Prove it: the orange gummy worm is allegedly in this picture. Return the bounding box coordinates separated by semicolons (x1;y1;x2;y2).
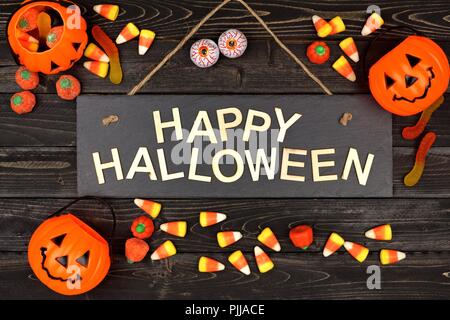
402;96;444;140
91;25;123;85
404;132;436;187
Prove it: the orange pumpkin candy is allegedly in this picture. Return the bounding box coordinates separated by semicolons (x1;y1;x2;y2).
7;1;88;75
28;214;110;296
369;35;449;116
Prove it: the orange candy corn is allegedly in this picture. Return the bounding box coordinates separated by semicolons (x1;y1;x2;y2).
217;231;242;248
365;224;392;241
134;199;162;219
93;4;120;21
139;29;156;55
380;249;406;265
199;211;227;227
254;246;274;273
18;31;39;52
329;16;346;35
404;132;436;187
116;23;140;45
339;37;359;63
361;12;384;36
312;15;332;38
344;241;369;263
84;43;110;63
83;61;109;78
198;256;225;272
323;232;345;257
257;227;281;252
333;56;356;82
160;221;187;238
228;250;250;275
151;240;177;260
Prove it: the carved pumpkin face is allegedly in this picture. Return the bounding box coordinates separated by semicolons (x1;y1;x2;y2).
28;214;110;295
7;1;88;74
369;36;449;116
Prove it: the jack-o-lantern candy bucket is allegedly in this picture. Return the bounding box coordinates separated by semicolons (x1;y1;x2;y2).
7;0;88;74
369;34;449;116
28;198;114;296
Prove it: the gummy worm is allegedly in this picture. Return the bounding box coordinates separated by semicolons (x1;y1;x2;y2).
404;132;436;187
92;25;123;85
402;96;444;140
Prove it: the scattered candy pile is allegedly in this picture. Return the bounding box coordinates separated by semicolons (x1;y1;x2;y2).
308;12;385;83
323;224;406;265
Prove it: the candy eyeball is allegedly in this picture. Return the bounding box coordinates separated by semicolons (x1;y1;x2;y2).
218;29;247;59
190;39;220;68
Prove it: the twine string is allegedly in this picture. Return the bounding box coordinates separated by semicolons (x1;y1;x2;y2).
128;0;332;96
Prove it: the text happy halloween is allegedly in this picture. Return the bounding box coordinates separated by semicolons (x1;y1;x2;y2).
91;107;375;186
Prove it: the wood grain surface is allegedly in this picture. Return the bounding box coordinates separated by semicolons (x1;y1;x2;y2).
0;0;449;300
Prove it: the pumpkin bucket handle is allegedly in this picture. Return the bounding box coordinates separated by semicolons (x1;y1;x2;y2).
363;25;424;79
48;196;116;247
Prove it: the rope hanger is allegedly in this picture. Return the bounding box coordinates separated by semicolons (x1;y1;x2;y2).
128;0;333;96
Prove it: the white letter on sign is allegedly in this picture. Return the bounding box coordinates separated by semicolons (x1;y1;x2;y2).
92;148;124;184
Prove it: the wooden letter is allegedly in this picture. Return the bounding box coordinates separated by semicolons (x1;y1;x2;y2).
212;149;244;183
280;148;306;182
126;147;157;180
187;111;218;144
275;107;302;143
157;149;184;181
342;148;375;186
92;148;124;184
217;107;243;142
311;148;338;182
188;147;212;182
245;148;277;181
153;107;183;143
243;109;271;142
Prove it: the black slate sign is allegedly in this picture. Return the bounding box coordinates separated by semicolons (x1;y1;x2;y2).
77;95;392;198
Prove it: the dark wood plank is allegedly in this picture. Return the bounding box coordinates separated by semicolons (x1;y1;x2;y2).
0;0;448;42
1;198;450;253
0;40;449;94
0;147;448;198
2;251;450;299
1;93;449;147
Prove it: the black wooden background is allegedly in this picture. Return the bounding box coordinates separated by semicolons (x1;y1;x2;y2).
0;0;449;300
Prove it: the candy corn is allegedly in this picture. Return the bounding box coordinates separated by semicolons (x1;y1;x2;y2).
257;227;281;252
228;250;250;275
365;224;392;241
160;221;187;238
151;240;177;260
18;31;39;52
312;15;332;38
344;241;369;263
116;23;140;45
84;43;110;63
93;4;120;21
198;256;225;272
339;37;359;63
380;249;406;265
323;232;345;257
83;61;109;78
361;12;384;36
217;231;242;248
134;199;162;219
254;246;274;273
332;56;356;82
139;29;156;55
329;16;346;35
199;211;227;227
